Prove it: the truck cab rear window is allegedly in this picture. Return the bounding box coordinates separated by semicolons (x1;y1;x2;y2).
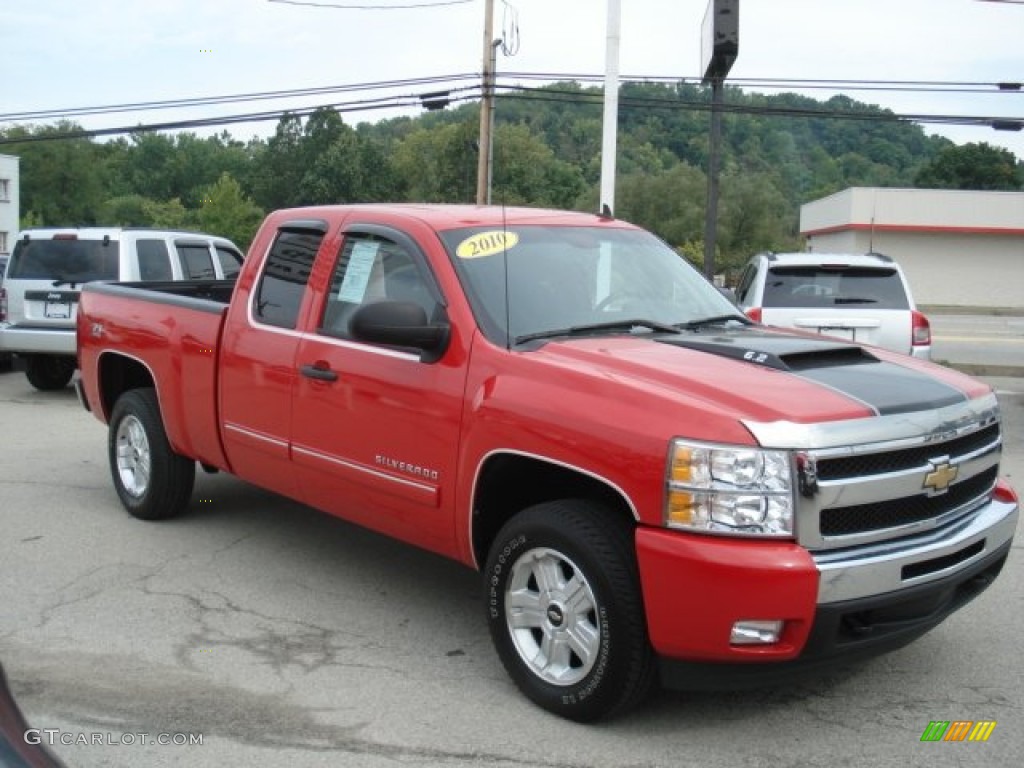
254;230;322;329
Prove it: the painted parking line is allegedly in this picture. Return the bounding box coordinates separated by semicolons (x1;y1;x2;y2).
932;336;1024;344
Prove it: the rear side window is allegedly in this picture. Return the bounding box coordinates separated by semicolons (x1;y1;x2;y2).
762;266;909;310
254;229;323;329
215;246;243;279
176;243;216;280
137;239;173;281
8;237;119;282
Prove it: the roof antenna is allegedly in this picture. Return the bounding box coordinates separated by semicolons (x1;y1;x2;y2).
600;203;614;219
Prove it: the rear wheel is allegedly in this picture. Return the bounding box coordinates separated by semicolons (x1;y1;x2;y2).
25;355;75;391
108;388;195;520
484;499;654;722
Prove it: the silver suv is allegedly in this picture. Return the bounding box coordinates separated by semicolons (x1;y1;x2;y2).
734;251;931;359
0;227;243;390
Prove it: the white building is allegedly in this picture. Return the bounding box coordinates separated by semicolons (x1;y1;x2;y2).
800;187;1024;309
0;153;19;258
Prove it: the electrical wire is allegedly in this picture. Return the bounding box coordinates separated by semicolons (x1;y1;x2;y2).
3;71;1018;125
267;0;474;10
2;75;1020;146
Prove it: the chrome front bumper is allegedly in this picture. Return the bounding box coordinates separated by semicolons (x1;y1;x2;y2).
813;495;1017;604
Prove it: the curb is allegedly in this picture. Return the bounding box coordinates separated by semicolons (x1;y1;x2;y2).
937;361;1024;379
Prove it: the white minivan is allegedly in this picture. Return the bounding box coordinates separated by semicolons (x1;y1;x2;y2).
0;228;243;390
734;251;931;359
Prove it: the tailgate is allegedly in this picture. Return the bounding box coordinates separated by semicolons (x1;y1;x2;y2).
763;308;911;352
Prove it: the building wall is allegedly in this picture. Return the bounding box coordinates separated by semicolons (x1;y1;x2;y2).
801;187;1024;309
0;154;20;258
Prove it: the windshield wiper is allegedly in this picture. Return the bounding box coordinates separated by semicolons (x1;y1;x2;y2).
676;314;751;330
51;277;79;288
515;318;679;345
833;297;878;305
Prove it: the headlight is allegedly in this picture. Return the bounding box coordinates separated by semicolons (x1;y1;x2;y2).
665;440;795;536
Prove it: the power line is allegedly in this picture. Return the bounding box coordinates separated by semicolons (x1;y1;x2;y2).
0;74;480;122
2;77;1020;146
3;72;1018;126
267;0;474;9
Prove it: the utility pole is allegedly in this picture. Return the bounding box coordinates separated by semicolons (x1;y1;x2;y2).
476;0;496;205
599;0;622;216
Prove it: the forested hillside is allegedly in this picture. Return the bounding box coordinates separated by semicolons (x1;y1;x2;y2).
2;81;1020;273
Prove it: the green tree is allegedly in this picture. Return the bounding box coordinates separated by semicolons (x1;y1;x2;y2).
392;120;479;202
914;141;1022;190
613;163;706;247
197;173;263;249
0;122;106;224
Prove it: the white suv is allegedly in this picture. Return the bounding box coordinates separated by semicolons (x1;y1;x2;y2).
0;228;243;390
734;252;931;359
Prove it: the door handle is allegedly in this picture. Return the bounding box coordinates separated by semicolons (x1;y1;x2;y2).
299;362;339;382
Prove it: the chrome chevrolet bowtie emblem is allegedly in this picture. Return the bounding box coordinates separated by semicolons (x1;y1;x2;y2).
923;459;958;495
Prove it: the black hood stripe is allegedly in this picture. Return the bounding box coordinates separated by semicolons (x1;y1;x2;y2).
789;360;966;415
657;330;967;416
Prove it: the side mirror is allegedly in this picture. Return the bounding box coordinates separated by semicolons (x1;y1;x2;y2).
350;301;450;362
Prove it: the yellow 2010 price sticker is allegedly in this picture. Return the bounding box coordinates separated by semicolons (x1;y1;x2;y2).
456;231;519;259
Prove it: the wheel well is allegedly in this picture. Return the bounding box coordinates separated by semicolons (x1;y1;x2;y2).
471;453;636;567
97;354;156;418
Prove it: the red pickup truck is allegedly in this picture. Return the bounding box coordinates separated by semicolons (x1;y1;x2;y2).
76;204;1018;721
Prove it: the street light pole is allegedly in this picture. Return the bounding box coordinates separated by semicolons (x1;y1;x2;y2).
703;76;723;279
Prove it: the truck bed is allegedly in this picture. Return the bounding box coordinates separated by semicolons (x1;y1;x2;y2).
77;280;236;470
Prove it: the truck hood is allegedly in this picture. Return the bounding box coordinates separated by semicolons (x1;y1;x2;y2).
528;326;980;425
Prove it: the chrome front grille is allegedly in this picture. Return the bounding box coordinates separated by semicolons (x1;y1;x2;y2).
814;423;1000;482
800;415;1002;550
819;466;998;537
742;392;1005;552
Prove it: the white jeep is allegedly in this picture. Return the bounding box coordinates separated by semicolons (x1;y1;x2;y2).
0;227;243;390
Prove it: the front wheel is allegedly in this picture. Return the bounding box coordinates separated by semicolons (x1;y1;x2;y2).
24;355;75;391
108;388;195;520
484;500;655;722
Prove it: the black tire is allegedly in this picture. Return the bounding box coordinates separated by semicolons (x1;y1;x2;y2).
25;355;75;391
108;388;195;520
484;500;655;722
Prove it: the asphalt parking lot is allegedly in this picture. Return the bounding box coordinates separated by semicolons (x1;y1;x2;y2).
1;367;1021;768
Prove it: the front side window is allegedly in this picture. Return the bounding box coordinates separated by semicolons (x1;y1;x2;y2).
439;225;738;345
254;229;322;329
320;233;441;340
762;266;910;309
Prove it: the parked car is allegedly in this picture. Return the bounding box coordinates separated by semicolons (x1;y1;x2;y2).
0;255;10;370
0;661;67;767
0;228;243;390
734;251;931;358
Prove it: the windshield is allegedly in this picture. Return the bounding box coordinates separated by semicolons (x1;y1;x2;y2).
762;265;910;309
440;225;739;345
8;237;119;283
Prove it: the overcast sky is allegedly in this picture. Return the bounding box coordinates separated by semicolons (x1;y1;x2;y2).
4;0;1023;159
